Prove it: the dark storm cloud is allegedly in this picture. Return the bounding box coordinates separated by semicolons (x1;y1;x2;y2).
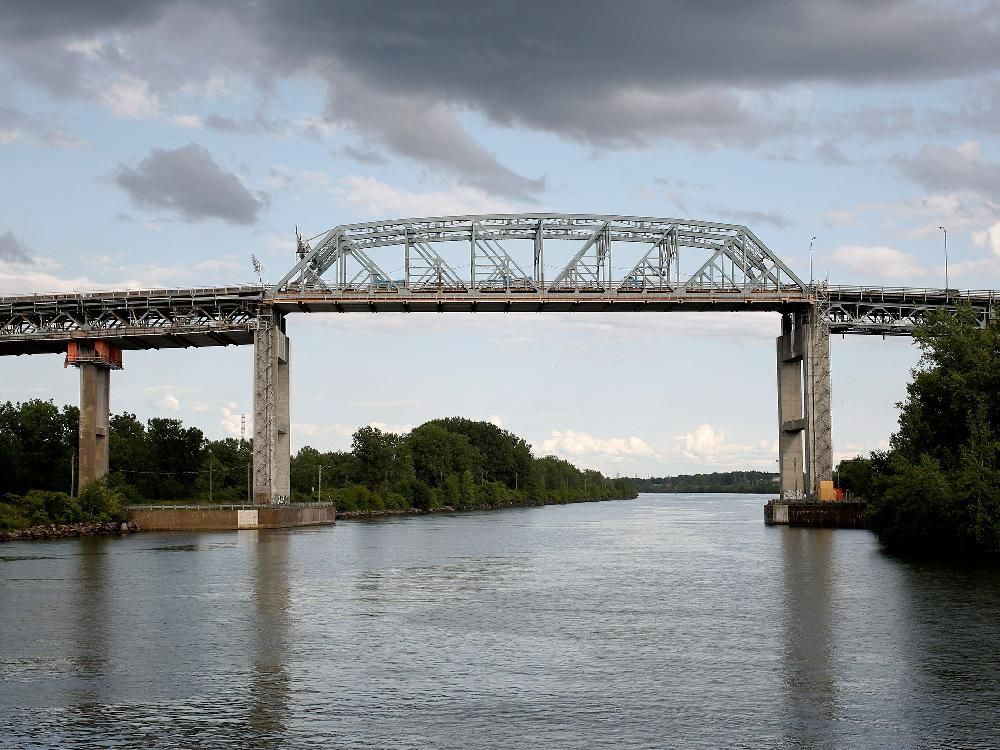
4;1;1000;198
256;0;1000;142
0;1;162;41
0;231;33;263
114;143;266;225
895;143;1000;197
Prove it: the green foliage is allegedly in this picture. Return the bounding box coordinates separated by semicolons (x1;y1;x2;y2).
288;418;637;514
78;480;128;523
0;400;77;496
630;471;779;494
866;305;1000;558
0;395;636;522
0;481;129;530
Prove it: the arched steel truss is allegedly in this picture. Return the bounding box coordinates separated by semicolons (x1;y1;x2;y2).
275;214;807;295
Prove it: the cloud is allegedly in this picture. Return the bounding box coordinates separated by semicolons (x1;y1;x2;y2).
220;404;245;437
0;231;32;263
114;143;266;224
679;424;726;462
146;387;181;411
337;144;388;166
6;2;999;201
0;104;80;147
324;78;545;200
895;141;1000;197
675;423;776;467
973;221;1000;257
540;430;659;461
334;175;520;218
827;245;924;280
100;75;161;119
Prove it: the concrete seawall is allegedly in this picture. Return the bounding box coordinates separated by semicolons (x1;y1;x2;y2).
764;500;867;528
130;503;335;531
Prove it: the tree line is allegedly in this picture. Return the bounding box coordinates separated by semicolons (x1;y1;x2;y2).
629;471;779;494
0;405;636;528
834;305;1000;558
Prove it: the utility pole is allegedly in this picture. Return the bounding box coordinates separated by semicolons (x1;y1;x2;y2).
70;453;75;497
318;465;323;502
247;463;251;504
208;450;213;503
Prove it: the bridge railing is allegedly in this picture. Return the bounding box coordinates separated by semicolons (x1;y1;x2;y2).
822;285;998;303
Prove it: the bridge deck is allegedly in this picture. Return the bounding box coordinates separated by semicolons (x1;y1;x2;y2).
0;285;995;355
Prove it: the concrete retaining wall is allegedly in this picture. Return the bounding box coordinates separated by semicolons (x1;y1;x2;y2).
131;503;335;531
764;501;867;528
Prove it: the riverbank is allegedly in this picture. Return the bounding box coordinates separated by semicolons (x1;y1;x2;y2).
336;494;634;519
0;520;139;542
1;495;634;541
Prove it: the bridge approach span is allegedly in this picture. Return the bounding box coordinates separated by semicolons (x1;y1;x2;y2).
0;212;996;506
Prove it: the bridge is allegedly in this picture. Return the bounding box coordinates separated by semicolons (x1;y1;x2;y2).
1;213;996;504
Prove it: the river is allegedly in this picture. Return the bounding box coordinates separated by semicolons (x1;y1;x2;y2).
1;493;998;749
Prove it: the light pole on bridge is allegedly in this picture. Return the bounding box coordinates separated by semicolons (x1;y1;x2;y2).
938;226;949;301
809;236;816;286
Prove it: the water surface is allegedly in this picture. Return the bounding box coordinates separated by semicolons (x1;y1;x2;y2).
1;494;999;749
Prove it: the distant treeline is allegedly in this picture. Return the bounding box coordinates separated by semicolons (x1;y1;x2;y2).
0;401;636;528
629;471;779;494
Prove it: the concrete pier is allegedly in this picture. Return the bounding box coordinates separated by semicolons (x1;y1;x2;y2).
78;362;111;487
252;312;291;505
67;341;123;489
764;500;866;528
776;307;833;500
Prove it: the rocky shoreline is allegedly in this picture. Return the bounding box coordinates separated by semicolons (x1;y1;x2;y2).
0;520;139;542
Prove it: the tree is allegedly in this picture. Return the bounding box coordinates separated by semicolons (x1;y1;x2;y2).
867;306;1000;557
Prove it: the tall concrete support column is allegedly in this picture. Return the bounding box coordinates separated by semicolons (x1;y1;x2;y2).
253;312;290;504
78;362;111;487
776;312;806;499
67;340;122;489
805;307;833;493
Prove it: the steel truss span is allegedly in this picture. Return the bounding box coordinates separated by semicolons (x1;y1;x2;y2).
277;213;807;295
0;286;262;355
0;212;997;355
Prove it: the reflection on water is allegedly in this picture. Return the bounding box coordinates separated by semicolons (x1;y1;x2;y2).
780;528;837;746
248;531;290;745
70;536;111;714
1;494;999;749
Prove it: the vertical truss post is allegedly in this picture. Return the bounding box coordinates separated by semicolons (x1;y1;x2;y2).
776;312;806;499
253;310;290;505
534;220;544;285
805;306;833;496
470;222;476;290
405;227;412;290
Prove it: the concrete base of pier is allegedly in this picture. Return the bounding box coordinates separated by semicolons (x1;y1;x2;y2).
764;500;867;528
130;503;335;531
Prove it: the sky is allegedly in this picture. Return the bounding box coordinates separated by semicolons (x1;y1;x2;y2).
2;0;1000;477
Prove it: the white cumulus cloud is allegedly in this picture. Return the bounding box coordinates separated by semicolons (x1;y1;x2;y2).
973;221;1000;257
540;429;658;460
827;245;924;280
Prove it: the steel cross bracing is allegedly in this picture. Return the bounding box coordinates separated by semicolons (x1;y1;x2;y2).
0;286;264;355
818;285;997;336
276;213;807;296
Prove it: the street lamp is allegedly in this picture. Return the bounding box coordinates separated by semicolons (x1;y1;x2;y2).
938;226;949;300
809;236;816;286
